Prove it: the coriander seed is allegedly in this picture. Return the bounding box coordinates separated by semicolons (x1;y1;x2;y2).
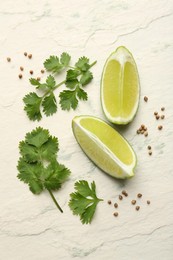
37;77;41;81
131;200;136;205
107;200;111;205
149;151;152;156
147;200;151;205
20;66;24;71
161;107;165;111
41;69;45;73
147;145;151;150
154;111;158;116
136;206;140;211
119;195;123;200
28;54;32;59
161;115;165;119
137;193;142;198
24;52;27;56
30;70;33;75
7;57;11;62
158;125;163;130
144;96;148;102
114;203;118;208
156;115;160;120
144;132;148;137
113;212;118;217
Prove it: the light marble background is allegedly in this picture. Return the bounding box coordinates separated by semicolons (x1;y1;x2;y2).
0;0;173;259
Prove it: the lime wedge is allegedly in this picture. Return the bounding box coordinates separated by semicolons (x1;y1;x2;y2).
101;46;140;124
72;115;136;179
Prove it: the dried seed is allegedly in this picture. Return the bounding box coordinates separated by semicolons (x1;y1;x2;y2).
28;54;32;59
37;77;41;81
154;111;158;116
131;200;136;205
137;193;142;198
41;69;45;74
107;200;111;205
156;115;160;120
141;130;145;134
141;124;145;129
144;126;147;131
161;115;165;119
147;145;151;150
7;57;11;62
147;200;151;205
158;125;163;130
136;129;140;134
149;151;152;156
161;107;165;111
29;70;33;75
119;195;123;200
114;203;118;208
144;132;148;137
113;212;118;217
18;74;22;79
135;206;140;211
24;52;27;56
144;96;148;102
20;66;24;71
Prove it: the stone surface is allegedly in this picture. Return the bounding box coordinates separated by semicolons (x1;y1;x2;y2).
0;0;173;259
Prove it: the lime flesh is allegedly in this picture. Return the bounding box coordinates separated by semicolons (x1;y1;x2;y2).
72;115;136;179
101;46;140;124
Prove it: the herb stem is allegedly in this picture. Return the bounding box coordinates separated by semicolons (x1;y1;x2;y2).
47;189;63;213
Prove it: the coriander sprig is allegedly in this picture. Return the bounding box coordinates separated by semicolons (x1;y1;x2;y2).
69;180;103;224
23;53;97;121
17;127;71;213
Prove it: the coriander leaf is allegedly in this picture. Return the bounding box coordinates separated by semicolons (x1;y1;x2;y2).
77;87;88;101
80;71;93;86
60;52;71;66
59;90;78;110
44;56;63;73
46;75;56;89
17;127;71;212
44;161;70;190
29;78;40;86
42;93;57;116
25;127;49;147
65;79;79;89
69;180;103;224
75;57;90;72
66;69;79;80
41;136;59;161
17;158;44;194
23;92;42;121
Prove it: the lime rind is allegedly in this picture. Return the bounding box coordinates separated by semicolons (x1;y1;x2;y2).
101;46;140;125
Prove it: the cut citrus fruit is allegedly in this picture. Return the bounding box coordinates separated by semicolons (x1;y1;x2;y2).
101;46;140;124
72;115;136;179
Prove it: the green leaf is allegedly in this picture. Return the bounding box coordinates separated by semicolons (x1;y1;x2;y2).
29;78;40;86
23;92;42;121
75;57;90;72
69;180;103;224
25;127;50;148
60;52;71;66
66;69;79;81
44;161;70;190
65;79;79;89
59;90;78;110
40;136;59;161
44;56;63;73
46;75;56;89
77;87;88;101
80;71;93;86
17;127;71;212
42;93;57;116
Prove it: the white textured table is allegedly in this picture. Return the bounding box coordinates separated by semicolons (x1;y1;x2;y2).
1;1;173;259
